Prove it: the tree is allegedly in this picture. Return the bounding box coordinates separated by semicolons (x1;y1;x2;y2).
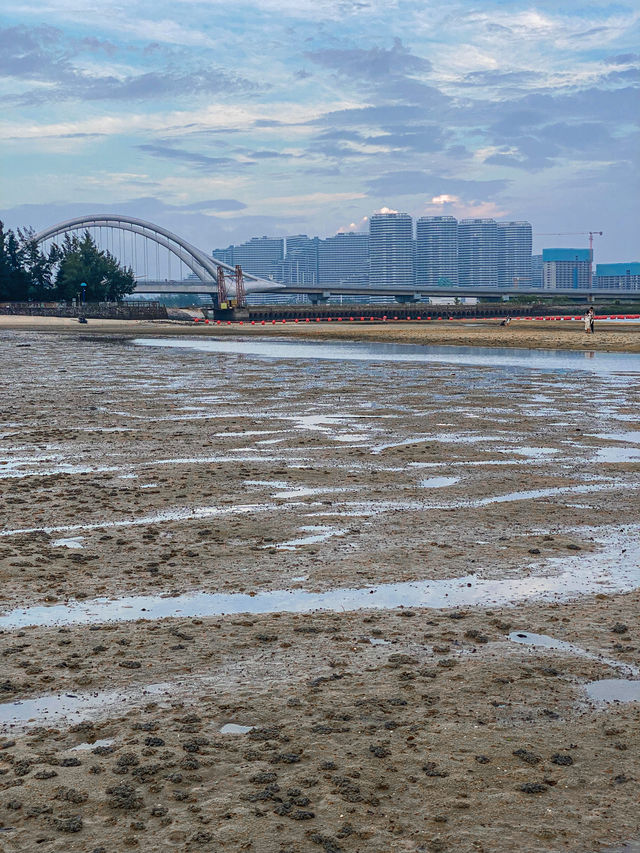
18;228;59;300
0;222;31;300
55;231;135;302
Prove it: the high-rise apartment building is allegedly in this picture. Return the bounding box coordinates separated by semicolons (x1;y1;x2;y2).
415;216;458;286
458;219;499;288
594;263;640;290
497;221;532;288
212;245;235;267
542;248;591;289
230;236;284;280
369;212;414;288
531;254;544;288
277;235;318;285
317;233;369;286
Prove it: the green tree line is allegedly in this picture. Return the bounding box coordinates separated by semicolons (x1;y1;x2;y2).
0;223;135;302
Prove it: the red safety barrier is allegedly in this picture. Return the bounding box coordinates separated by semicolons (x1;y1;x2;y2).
193;317;199;322
305;318;310;323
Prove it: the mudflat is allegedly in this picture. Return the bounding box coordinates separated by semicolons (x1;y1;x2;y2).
0;312;639;352
0;328;639;853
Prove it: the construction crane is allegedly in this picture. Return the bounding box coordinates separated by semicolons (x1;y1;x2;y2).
534;231;603;288
217;265;229;309
235;265;247;309
535;231;603;253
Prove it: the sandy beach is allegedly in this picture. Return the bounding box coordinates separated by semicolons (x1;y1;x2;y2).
0;326;639;852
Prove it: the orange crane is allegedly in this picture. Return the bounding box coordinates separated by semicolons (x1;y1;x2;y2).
235;265;247;309
217;265;229;309
535;231;603;253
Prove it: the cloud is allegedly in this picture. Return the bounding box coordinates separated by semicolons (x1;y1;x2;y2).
0;23;258;105
367;170;510;198
306;37;431;79
137;144;248;171
178;199;248;212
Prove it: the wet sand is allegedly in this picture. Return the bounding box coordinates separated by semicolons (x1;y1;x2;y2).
0;312;639;352
0;328;639;852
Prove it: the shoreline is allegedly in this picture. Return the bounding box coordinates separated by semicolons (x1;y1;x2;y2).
1;313;640;353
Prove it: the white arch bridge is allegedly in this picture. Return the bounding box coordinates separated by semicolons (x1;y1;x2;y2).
33;214;282;296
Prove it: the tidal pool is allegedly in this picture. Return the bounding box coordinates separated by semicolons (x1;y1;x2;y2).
0;527;637;629
133;337;640;376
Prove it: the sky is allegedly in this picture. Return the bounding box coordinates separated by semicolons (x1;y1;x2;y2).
1;0;639;262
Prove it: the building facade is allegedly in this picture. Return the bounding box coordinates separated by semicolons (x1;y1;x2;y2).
542;248;591;289
594;262;640;290
369;212;414;288
276;235;318;284
531;254;544;288
229;237;284;280
458;219;499;288
497;221;532;288
211;245;235;267
317;232;369;286
415;216;458;287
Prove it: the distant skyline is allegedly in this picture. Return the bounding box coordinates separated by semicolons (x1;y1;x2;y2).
1;1;639;262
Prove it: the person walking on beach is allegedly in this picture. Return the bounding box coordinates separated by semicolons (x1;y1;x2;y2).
584;310;592;334
589;306;595;334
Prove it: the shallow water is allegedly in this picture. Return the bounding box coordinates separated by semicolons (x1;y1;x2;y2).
220;723;254;734
133;337;640;376
1;527;637;629
0;683;173;728
585;679;640;703
508;631;640;677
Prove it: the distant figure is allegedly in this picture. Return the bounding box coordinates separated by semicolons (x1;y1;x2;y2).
589;306;595;334
500;317;511;327
584;311;591;334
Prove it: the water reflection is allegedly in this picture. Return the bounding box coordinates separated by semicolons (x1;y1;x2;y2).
133;337;640;375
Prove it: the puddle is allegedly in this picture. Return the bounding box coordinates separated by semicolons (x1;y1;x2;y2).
369;637;391;645
0;683;173;729
0;502;286;538
419;476;460;488
588;431;640;444
263;526;346;550
511;446;560;458
71;738;115;751
51;537;84;549
1;527;638;629
585;679;640;704
509;632;640;677
595;447;640;463
425;481;639;509
219;723;255;734
133;337;640;376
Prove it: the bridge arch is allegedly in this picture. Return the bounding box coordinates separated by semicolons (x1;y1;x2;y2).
33;214;278;293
